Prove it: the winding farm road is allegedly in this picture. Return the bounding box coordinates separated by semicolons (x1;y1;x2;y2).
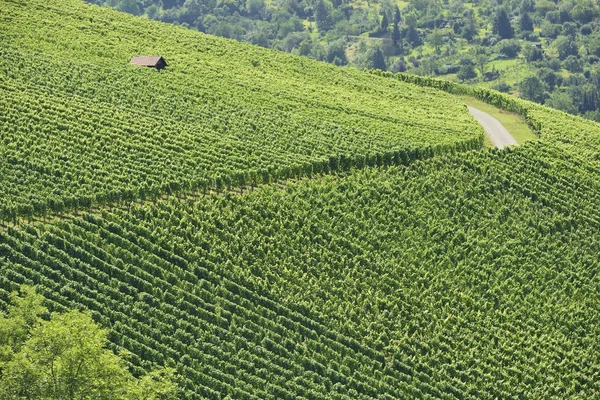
467;106;518;149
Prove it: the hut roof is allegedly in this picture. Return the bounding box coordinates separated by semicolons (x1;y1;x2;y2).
129;55;167;67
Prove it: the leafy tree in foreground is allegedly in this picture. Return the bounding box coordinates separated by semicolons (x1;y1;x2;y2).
0;286;178;400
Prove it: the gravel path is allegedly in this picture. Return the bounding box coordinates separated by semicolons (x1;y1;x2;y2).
467;106;518;149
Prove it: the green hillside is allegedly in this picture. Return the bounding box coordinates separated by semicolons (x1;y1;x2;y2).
0;0;482;223
2;141;600;398
1;0;600;398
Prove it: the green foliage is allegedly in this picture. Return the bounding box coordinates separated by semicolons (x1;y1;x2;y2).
495;39;522;58
563;54;583;73
519;11;533;32
0;0;483;223
117;0;140;15
380;12;389;33
572;2;599;24
371;47;386;70
89;0;600;120
554;34;579;60
2;96;600;396
522;43;544;62
404;21;421;47
392;21;401;48
457;57;477;81
519;76;546;103
0;287;177;399
537;67;558;90
492;81;511;93
493;8;514;39
474;51;489;77
315;0;333;32
2;1;600;399
427;29;444;53
545;90;578;114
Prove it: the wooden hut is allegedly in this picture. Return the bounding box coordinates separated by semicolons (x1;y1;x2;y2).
129;55;168;70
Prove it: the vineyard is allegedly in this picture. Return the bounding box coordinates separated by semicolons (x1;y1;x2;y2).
1;0;600;398
0;0;482;223
1;140;599;398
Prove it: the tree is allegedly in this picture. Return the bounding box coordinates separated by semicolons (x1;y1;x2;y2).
493;8;514;39
179;0;204;25
405;22;421;47
0;287;178;399
538;67;557;90
539;20;561;39
457;57;477;81
427;30;444;54
391;57;407;73
461;10;477;41
519;12;533;32
534;0;556;17
572;3;598;24
562;22;578;37
545;91;577;114
421;56;439;76
372;47;387;71
522;44;543;62
246;0;266;18
587;33;600;58
583;109;600;122
326;39;348;65
519;76;545;103
298;37;313;56
582;89;599;113
118;0;141;15
394;5;401;25
392;22;401;48
520;0;535;13
492;81;512;93
475;52;489;77
315;0;332;32
496;39;521;58
391;5;401;48
563;55;582;73
159;0;180;10
554;35;578;60
380;13;389;34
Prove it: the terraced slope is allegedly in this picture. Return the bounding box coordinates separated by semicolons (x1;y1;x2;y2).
0;0;482;223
